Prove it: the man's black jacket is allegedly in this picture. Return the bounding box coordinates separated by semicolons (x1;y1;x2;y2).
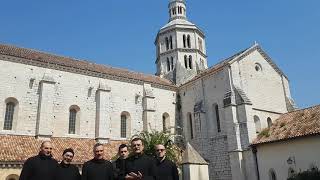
55;161;81;180
112;158;126;180
81;159;114;180
19;153;58;180
125;153;156;180
155;158;179;180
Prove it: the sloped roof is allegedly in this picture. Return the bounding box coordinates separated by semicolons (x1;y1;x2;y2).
0;135;126;165
0;44;175;88
182;143;208;165
253;105;320;145
181;44;287;87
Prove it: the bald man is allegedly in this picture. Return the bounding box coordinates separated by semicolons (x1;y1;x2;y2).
19;141;58;180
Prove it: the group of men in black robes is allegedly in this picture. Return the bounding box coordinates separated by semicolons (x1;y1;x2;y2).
19;138;179;180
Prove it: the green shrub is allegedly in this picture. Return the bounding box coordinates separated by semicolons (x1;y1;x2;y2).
287;168;320;180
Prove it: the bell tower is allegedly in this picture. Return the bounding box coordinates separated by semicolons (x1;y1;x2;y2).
155;0;208;85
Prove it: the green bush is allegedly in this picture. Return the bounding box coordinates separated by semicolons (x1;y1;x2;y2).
287;168;320;180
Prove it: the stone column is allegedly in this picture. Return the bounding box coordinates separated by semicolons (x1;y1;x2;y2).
95;82;111;143
142;84;155;132
182;143;209;180
36;75;56;139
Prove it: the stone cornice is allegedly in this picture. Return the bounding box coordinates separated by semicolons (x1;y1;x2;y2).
155;26;205;44
0;55;178;92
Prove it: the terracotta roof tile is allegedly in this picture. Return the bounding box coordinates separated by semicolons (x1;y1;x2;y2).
0;135;126;165
253;105;320;145
0;44;175;88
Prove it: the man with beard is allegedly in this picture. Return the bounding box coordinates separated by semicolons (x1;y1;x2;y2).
19;141;58;180
113;144;129;180
125;138;156;180
55;148;81;180
82;143;114;180
154;144;179;180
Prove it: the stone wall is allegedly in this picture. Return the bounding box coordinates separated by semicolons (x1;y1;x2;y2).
0;56;176;139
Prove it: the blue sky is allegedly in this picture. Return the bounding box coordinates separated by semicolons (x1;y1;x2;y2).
0;0;319;108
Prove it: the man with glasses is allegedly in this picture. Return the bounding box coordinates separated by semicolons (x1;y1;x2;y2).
154;144;179;180
19;141;58;180
125;138;156;180
54;148;81;180
81;143;114;180
113;144;129;180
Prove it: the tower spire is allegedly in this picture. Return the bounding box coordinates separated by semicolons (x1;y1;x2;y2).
168;0;187;21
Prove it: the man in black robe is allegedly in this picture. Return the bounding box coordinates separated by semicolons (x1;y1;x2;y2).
154;144;179;180
19;141;58;180
125;138;156;180
113;144;129;180
55;148;81;180
82;143;114;180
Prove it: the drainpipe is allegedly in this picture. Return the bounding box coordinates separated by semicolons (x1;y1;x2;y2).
252;146;260;180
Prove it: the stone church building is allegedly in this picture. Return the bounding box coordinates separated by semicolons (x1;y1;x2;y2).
0;0;296;180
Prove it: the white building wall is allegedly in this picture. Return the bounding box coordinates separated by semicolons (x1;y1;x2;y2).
0;57;176;139
256;136;320;180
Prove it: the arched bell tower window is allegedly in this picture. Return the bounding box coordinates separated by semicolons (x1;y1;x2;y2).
267;117;272;128
165;37;169;50
187;112;193;139
169;36;173;49
167;58;170;71
184;55;188;68
189;55;193;69
183;35;186;48
187;35;191;48
170;57;174;70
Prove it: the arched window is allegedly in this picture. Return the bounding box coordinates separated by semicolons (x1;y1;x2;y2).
120;112;131;138
288;168;295;178
183;35;186;48
4;102;15;130
198;38;203;52
187;35;191;48
184;55;188;68
213;104;221;132
187;112;193;139
269;169;277;180
254;115;261;134
6;174;19;180
169;36;173;49
165;37;169;50
69;105;80;134
267;117;272;128
189;55;193;69
170;57;174;70
167;58;170;71
162;113;170;132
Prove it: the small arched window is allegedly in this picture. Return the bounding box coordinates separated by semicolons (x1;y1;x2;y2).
267;117;272;128
198;38;203;52
187;112;193;139
189;55;193;69
269;169;277;180
120;112;130;138
187;35;191;48
184;55;188;69
183;35;186;48
254;115;261;134
69;109;77;134
167;58;170;71
165;37;169;50
162;113;170;132
169;36;173;49
213;104;221;132
4;102;15;130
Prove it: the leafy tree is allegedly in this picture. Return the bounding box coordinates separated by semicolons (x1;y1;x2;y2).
288;167;320;180
131;130;182;164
